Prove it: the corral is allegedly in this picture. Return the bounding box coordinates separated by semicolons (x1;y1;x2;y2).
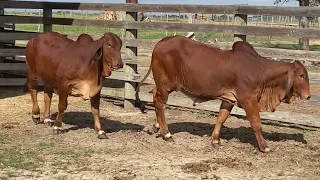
0;0;320;179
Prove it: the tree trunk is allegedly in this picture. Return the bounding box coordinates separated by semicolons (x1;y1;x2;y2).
299;0;309;50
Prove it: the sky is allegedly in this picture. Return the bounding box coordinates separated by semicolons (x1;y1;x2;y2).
16;0;299;6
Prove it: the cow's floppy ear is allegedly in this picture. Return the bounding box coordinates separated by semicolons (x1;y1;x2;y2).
88;38;103;64
286;67;294;94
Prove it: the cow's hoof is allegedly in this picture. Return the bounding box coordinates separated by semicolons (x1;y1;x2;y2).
162;133;174;142
163;136;174;142
32;114;41;124
211;139;221;147
53;128;62;135
43;119;54;127
142;127;154;135
97;131;108;139
152;123;160;133
260;147;270;153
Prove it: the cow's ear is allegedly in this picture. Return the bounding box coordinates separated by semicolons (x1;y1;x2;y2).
286;68;294;94
89;39;103;64
293;60;303;69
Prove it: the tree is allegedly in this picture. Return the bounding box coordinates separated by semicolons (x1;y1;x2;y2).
274;0;319;50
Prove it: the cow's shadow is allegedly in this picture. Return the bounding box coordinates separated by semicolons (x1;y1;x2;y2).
168;121;308;147
50;111;144;133
50;112;308;147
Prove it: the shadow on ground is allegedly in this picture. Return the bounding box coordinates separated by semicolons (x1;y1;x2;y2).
51;111;145;133
168;121;307;148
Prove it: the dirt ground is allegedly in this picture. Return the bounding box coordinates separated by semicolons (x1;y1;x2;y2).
0;85;319;180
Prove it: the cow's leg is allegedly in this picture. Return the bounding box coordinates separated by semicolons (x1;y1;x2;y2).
52;86;68;135
211;101;234;145
242;99;269;153
153;86;172;141
27;72;40;124
43;84;54;126
90;91;108;139
151;87;160;133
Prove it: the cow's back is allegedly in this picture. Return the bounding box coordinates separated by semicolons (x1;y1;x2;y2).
26;32;73;86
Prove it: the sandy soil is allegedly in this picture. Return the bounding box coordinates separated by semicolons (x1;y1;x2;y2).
0;86;319;180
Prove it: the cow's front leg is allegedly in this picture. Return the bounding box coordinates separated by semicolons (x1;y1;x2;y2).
43;84;54;127
211;101;234;145
90;91;108;139
53;87;68;135
241;98;269;153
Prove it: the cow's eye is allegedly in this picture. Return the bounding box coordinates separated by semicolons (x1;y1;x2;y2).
299;74;305;79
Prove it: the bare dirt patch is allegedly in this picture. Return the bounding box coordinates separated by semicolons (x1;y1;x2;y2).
0;87;319;180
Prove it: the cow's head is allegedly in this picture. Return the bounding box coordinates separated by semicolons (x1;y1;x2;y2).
92;33;123;77
284;60;311;103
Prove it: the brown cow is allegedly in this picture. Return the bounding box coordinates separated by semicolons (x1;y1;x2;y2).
136;36;311;153
25;31;123;139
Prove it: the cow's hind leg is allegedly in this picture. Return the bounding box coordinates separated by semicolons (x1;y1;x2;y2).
27;70;40;124
241;98;269;153
43;84;54;126
211;101;234;145
90;91;108;139
151;87;160;134
153;86;172;141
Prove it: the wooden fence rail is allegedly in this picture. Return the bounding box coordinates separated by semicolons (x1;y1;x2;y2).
3;1;320;17
1;1;320;127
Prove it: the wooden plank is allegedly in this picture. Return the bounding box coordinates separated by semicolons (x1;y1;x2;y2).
101;88;320;128
0;31;37;41
0;16;43;24
0;48;25;56
3;1;320;17
44;18;320;39
3;15;320;39
0;63;26;71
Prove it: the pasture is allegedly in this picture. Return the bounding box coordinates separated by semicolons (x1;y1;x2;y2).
1;1;320;179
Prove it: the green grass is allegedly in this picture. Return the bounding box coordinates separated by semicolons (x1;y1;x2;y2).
0;133;10;144
0;147;43;170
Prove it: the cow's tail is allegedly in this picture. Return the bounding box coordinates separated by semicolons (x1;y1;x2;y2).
135;63;152;113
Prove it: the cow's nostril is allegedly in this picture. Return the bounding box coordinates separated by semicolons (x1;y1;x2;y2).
117;63;124;68
307;95;311;100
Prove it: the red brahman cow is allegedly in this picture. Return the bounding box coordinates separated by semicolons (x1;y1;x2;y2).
25;31;123;139
136;36;311;153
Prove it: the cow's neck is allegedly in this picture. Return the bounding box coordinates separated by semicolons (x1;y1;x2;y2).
258;59;292;112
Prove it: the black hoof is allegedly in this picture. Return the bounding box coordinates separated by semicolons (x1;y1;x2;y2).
32;117;41;124
163;136;174;142
53;129;62;135
152;124;160;133
98;132;108;139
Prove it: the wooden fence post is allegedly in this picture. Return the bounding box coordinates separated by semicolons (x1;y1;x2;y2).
233;13;247;42
43;8;52;32
233;4;248;42
124;0;138;110
0;8;4;32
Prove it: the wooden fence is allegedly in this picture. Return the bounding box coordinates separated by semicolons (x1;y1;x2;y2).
0;1;319;127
